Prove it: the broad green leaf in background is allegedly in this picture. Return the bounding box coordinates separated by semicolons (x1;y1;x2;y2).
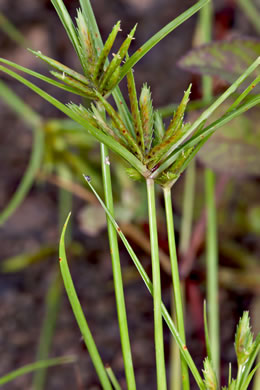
197;105;260;177
178;38;260;92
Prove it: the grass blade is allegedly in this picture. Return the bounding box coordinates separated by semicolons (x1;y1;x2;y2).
105;366;122;390
50;0;82;62
0;356;76;386
0;58;90;97
0;126;44;226
59;213;113;390
120;0;209;79
163;186;190;390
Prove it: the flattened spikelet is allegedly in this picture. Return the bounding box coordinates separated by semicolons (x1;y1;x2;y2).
139;83;153;153
76;9;97;75
93;21;121;82
99;24;137;91
127;69;144;152
164;84;191;140
96;91;142;159
51;71;96;97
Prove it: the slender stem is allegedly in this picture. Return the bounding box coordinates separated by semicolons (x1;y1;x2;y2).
179;161;196;256
205;169;219;378
164;187;190;390
106;366;122;390
200;1;220;380
170;294;182;390
237;0;260;34
146;178;167;390
101;144;136;390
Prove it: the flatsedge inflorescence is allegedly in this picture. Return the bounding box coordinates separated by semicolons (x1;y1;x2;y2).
31;11;193;188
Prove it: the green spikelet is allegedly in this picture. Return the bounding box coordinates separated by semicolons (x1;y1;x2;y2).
99;24;137;91
50;71;96;98
127;69;144;153
91;103;126;144
93;21;121;83
164;84;191;140
169;146;194;175
153;110;165;146
30;49;92;86
103;65;121;93
235;311;255;366
96;91;142;159
202;358;218;390
145;122;190;168
139;83;153;153
67;103;98;127
76;9;97;76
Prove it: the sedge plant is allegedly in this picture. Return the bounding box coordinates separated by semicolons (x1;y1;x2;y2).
1;0;260;388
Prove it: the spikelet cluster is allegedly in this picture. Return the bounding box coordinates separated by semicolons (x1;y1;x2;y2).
30;11;136;98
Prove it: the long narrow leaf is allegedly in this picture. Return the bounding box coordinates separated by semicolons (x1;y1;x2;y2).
0;126;44;226
50;0;82;63
84;176;206;390
59;214;113;390
0;58;89;97
0;64;148;176
120;0;209;80
0;356;76;386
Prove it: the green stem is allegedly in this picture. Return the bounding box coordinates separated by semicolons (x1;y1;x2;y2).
179;161;196;256
164;187;190;390
200;1;220;380
237;0;260;34
205;169;219;378
146;178;167;390
101;144;136;390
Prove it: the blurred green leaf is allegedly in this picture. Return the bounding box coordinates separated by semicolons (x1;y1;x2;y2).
197;106;260;177
179;38;260;92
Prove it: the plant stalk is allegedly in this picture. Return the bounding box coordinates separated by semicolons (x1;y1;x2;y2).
200;1;220;380
146;178;167;390
101;144;136;390
164;186;190;390
205;169;219;378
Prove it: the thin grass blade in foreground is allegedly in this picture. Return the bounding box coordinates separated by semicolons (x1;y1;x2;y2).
100;144;136;389
146;178;167;390
0;356;76;386
200;1;220;380
84;176;206;390
59;214;113;390
163;186;190;390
